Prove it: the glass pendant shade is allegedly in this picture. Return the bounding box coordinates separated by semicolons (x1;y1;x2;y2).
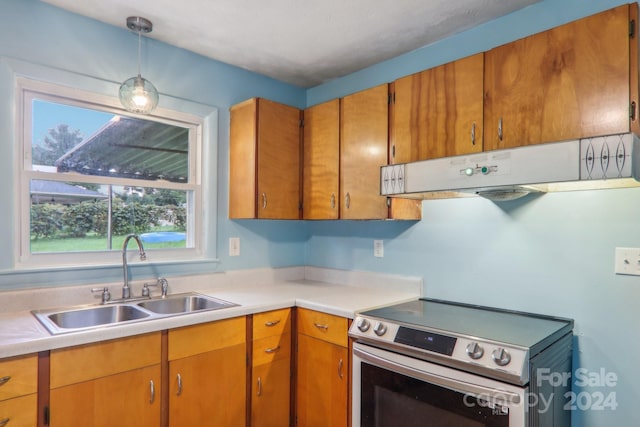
119;74;159;114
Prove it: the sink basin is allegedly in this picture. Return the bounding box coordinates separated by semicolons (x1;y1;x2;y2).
32;292;239;335
137;293;237;315
34;304;151;334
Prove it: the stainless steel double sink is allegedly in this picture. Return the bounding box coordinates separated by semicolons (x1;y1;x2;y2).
32;292;238;335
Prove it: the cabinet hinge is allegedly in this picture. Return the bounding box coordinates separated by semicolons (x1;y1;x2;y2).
388;93;393;105
630;19;636;38
44;405;50;425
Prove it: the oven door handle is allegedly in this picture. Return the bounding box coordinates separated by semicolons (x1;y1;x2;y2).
354;347;521;405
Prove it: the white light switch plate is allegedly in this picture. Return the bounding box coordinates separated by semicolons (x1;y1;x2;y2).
374;240;384;258
614;247;640;275
229;237;240;257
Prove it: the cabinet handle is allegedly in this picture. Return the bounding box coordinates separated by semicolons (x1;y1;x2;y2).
498;117;503;141
0;418;9;427
471;123;476;146
257;376;262;397
338;359;344;379
149;380;155;404
0;376;10;386
264;345;281;354
314;322;329;330
176;373;183;396
330;193;336;209
265;319;281;327
261;193;267;209
345;192;351;209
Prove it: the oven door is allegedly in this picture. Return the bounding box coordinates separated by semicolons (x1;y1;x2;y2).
353;342;527;427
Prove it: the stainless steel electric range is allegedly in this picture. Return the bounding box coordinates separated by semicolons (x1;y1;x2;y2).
349;298;574;427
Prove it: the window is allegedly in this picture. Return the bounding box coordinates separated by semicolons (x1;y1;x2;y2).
17;78;205;267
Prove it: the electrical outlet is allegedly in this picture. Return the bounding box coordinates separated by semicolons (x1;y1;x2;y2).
229;237;240;257
614;247;640;275
374;240;384;258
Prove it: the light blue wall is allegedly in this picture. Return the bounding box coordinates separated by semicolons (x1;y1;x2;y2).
0;0;308;288
305;0;640;425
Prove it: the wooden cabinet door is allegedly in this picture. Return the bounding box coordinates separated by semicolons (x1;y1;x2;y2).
392;53;484;161
484;4;631;150
340;84;389;219
168;318;247;427
169;344;246;427
229;98;301;219
251;357;291;427
50;364;161;427
0;394;37;427
296;334;348;427
303;99;340;219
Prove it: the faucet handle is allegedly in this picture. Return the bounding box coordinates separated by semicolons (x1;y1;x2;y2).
142;278;169;298
91;287;111;304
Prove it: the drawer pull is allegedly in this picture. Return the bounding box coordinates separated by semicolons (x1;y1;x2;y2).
338;359;344;379
0;376;10;386
314;322;329;330
264;345;281;354
149;380;155;404
257;376;262;397
0;418;9;427
176;373;183;396
264;319;281;327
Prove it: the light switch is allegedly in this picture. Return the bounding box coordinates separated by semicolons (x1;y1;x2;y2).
614;247;640;276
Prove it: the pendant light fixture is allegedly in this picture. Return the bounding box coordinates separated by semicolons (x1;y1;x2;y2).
119;16;159;114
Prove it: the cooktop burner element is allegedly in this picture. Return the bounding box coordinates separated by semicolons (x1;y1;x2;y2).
349;298;573;386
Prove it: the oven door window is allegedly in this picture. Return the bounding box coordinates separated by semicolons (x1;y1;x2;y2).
361;363;510;427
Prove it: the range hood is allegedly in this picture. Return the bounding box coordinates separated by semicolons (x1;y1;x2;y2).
381;133;640;202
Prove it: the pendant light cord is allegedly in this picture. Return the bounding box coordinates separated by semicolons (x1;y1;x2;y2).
137;24;142;77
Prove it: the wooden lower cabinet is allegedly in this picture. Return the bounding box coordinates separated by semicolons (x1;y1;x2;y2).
251;308;292;427
49;333;161;427
0;352;38;427
168;317;246;427
50;365;160;427
296;308;349;427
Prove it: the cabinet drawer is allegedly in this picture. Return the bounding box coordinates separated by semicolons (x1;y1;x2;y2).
50;332;161;388
253;308;291;340
0;394;37;427
0;354;37;401
169;317;245;360
252;333;291;366
297;308;348;347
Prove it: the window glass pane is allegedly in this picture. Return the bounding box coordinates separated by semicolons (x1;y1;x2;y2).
30;180;190;253
32;100;189;182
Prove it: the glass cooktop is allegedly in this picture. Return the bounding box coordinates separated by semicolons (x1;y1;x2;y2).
361;298;573;353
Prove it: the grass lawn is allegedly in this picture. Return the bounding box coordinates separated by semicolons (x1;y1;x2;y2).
30;233;186;253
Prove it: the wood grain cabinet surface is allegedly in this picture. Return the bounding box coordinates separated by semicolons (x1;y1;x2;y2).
484;4;637;150
251;308;292;427
49;333;161;427
168;317;246;427
296;308;349;427
0;354;38;427
229;98;302;219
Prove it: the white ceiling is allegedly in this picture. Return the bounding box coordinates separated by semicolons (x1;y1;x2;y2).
42;0;539;88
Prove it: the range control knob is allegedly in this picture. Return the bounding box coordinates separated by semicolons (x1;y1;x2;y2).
466;342;484;360
373;322;388;336
492;348;512;366
356;318;371;332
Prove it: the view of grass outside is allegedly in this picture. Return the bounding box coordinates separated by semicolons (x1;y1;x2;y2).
27;97;193;255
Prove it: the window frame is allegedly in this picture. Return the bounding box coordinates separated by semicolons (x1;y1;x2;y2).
15;77;209;268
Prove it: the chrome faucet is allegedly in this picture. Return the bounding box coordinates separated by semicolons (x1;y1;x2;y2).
122;233;146;299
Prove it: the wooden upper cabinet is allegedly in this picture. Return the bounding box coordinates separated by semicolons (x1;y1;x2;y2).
229;98;302;219
484;4;634;150
392;53;484;161
340;84;390;220
303;99;340;219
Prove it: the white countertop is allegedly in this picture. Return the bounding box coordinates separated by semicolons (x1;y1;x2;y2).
0;267;422;358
